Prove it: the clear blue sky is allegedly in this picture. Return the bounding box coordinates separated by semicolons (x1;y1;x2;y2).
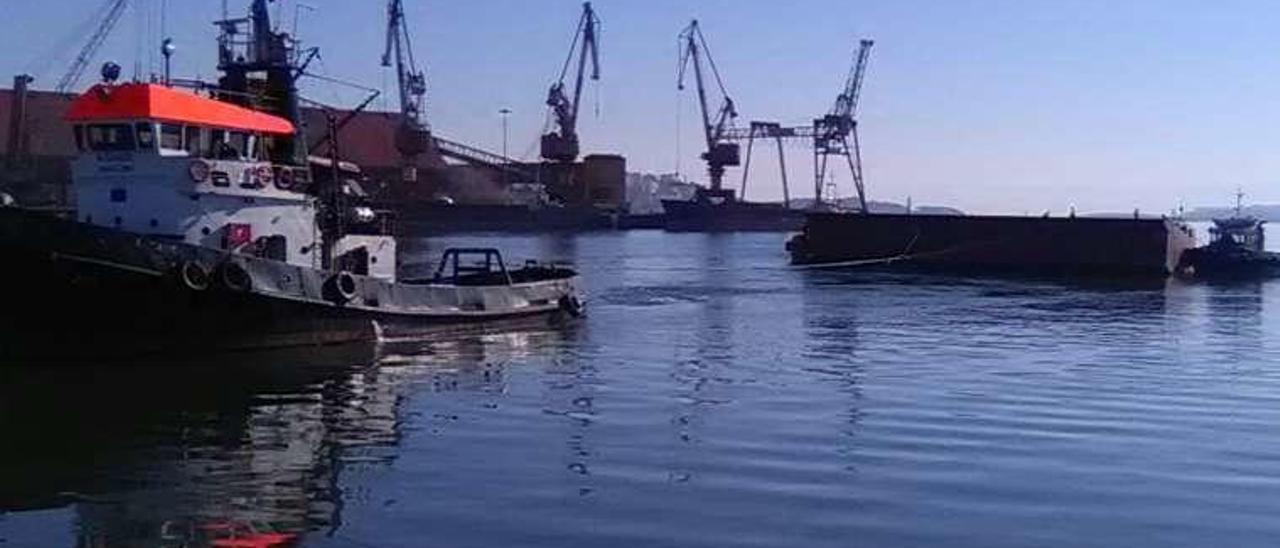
4;0;1279;214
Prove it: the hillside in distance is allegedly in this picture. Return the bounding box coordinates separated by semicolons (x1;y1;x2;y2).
1183;204;1280;221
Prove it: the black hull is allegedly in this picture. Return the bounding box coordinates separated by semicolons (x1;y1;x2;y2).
788;213;1196;277
0;208;581;360
661;199;805;232
1179;246;1280;279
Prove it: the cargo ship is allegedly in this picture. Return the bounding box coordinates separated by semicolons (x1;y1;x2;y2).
661;188;806;232
787;212;1197;276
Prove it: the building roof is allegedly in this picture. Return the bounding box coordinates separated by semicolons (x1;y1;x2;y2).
303;109;444;171
0;87;80;158
64;83;295;134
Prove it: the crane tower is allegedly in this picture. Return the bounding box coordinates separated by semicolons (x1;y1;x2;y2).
678;20;740;198
383;0;433;182
541;2;600;164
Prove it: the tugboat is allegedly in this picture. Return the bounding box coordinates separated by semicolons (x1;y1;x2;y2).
0;2;582;358
1179;192;1280;278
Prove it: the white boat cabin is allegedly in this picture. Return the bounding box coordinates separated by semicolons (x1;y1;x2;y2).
65;82;395;280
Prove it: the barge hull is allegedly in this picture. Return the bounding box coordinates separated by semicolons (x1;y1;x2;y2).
662;199;805;232
788;213;1196;276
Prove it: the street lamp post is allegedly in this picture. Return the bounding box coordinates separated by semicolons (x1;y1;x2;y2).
499;108;512;187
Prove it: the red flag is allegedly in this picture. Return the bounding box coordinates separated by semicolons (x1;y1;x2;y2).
224;223;253;249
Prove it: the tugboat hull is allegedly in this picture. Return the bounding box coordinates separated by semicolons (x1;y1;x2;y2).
0;208;582;359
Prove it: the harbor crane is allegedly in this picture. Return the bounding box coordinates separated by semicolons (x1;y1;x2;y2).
55;0;129;94
382;0;432;182
678;20;740;198
541;2;600;163
813;39;873;212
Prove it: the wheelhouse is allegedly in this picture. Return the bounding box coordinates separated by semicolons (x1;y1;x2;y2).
63;82;325;268
66;82;294;161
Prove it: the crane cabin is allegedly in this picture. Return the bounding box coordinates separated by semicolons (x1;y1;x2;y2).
64;81;328;269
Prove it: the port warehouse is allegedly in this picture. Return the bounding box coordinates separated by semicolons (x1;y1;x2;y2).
0;85;626;210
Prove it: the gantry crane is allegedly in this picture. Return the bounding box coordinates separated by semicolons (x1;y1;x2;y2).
383;0;432;182
541;2;600;164
55;0;129;94
813;39;873;212
678;20;740;198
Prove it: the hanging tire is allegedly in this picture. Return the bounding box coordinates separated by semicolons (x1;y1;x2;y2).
559;294;584;318
218;261;252;292
324;271;358;304
178;261;210;291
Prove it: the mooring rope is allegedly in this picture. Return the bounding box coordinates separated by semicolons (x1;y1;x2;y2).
793;231;1016;271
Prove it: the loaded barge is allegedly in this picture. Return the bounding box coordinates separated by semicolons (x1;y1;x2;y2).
787;212;1197;276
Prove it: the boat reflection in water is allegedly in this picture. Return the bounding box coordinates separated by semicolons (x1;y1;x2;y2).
0;318;579;546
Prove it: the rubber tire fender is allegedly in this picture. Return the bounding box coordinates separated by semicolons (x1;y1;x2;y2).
559;294;584;318
178;260;210;291
324;271;359;304
218;261;253;292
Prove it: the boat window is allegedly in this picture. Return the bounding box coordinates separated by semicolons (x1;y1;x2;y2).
184;126;202;155
207;129;225;158
246;134;260;161
85;124;136;152
72;125;85;152
134;123;155;151
229;132;250;161
159;123;184;151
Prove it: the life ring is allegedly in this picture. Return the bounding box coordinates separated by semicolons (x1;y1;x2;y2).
559;294;584;317
256;165;274;187
323;271;358;304
188;161;210;183
275;167;295;191
218;261;252;292
178;260;210;291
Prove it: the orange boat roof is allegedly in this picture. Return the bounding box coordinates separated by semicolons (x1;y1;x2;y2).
65;82;295;135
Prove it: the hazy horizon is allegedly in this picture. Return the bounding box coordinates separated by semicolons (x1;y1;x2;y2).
4;0;1278;214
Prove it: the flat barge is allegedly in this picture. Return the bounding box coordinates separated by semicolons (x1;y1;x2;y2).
787;213;1197;276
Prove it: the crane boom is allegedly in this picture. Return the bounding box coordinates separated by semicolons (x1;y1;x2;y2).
831;39;874;120
541;2;600;163
56;0;128;94
677;20;739;194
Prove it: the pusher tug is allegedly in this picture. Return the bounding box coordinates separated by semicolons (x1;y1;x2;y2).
0;11;582;358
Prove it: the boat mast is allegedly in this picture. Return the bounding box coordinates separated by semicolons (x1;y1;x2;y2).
215;0;306;165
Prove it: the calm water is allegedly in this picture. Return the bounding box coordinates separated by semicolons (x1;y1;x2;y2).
5;230;1280;547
